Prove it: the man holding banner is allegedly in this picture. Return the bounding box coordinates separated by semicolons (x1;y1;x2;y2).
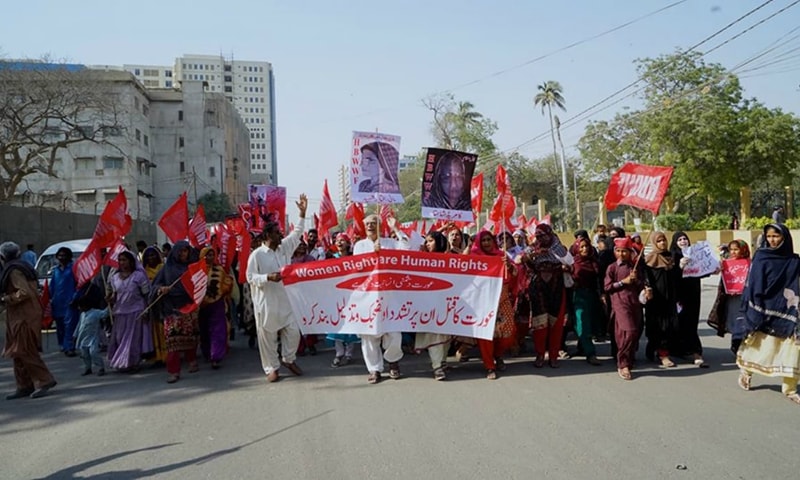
353;213;410;384
246;194;308;383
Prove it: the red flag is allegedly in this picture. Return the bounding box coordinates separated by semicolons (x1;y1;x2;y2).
313;213;320;232
179;259;208;314
40;279;53;330
379;204;395;237
348;202;366;240
94;186;132;248
318;180;339;236
214;223;237;272
189;205;208;248
488;165;517;234
73;238;103;289
471;172;484;215
604;162;674;213
102;238;129;269
159;192;190;243
517;214;528;228
237;231;251;284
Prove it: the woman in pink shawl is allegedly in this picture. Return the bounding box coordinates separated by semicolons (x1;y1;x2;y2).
471;230;518;380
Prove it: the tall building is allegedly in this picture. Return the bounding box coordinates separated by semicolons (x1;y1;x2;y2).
5;65;252;220
125;54;277;184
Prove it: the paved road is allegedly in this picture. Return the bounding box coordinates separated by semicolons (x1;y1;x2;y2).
2;277;799;480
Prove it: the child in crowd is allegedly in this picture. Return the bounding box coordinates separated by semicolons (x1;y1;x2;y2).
604;237;646;381
74;296;108;376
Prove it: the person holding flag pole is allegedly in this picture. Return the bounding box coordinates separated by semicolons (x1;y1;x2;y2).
150;241;201;384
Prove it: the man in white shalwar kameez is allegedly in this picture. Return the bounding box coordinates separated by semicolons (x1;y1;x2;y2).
353;214;410;384
246;194;308;383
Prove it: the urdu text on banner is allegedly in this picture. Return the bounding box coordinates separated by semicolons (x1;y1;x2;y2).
282;250;504;340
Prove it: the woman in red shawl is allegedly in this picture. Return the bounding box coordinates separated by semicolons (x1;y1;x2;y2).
470;230;518;380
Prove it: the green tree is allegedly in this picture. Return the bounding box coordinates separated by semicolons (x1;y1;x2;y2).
534;81;568;216
197;190;233;222
578;51;800;216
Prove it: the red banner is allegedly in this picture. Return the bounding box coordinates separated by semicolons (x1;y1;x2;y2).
159;192;190;243
102;238;129;270
471;172;484;215
189;205;208;248
73;237;103;289
93;187;132;248
721;258;749;295
604;162;674;213
487;165;517;234
179;259;208;314
318;179;339;236
40;279;53;330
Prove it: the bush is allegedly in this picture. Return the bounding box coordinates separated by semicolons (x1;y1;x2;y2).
693;214;732;230
654;214;693;231
784;218;800;229
743;216;771;230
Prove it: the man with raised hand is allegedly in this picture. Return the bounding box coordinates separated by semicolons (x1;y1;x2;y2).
246;194;308;383
353;213;410;384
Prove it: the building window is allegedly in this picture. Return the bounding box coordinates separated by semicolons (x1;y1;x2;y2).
143;69;159;77
75;157;94;170
101;126;122;137
103;157;124;169
142;105;149;116
224;64;231;72
165;70;172;77
134;68;141;75
143;135;149;146
135;129;141;141
179;161;185;173
209;167;215;177
178;110;183;121
165;81;172;88
210;139;214;148
76;192;95;203
179;137;184;148
224;75;232;82
224;86;232;93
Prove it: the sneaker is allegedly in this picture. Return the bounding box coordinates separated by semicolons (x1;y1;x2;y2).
388;362;401;379
6;388;34;400
30;380;57;399
331;356;343;368
433;368;446;381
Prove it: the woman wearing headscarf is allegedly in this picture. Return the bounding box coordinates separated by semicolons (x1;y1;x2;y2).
471;230;517;379
707;239;751;353
642;232;680;367
106;251;150;372
358;142;401;194
570;236;602;365
414;231;454;380
522;223;571;368
142;246;167;365
734;224;800;404
151;241;200;383
198;247;233;369
670;231;707;367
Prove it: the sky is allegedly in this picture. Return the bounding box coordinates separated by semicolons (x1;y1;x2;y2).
2;0;799;214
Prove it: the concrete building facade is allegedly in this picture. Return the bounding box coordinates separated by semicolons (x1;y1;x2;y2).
126;54;277;184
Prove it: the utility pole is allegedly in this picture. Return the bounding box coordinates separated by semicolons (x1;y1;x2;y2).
338;164;348;215
192;166;198;209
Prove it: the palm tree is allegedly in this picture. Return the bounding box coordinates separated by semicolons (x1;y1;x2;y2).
534;81;567;220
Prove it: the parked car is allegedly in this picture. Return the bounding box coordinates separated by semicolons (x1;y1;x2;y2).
35;239;92;289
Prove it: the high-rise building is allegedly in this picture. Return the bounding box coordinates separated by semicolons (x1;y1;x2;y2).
125;54;277;184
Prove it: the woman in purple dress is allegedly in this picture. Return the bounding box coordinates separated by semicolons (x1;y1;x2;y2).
106;251;150;372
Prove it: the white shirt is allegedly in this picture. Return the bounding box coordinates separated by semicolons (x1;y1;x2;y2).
308;245;327;261
246;218;305;332
353;234;410;255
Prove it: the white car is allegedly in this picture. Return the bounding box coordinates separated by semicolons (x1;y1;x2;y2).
35;239;93;289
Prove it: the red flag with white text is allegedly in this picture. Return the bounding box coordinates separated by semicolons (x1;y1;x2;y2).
159;192;190;243
93;186;132;248
179;259;208;314
487;165;517;234
379;204;395;238
604;162;674;213
72;237;103;289
102;238;129;269
189;205;208;248
471;172;484;216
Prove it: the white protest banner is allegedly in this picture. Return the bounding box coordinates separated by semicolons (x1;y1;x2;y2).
350;131;404;205
682;241;720;278
282;250;504;340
